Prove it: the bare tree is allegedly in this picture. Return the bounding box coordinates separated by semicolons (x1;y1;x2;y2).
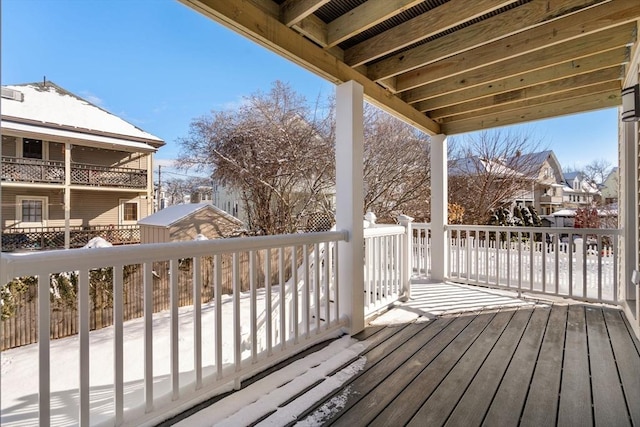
583;159;612;184
362;105;431;222
177;81;334;235
448;130;543;224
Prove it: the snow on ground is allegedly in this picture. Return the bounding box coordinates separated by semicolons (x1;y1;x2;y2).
1;287;296;426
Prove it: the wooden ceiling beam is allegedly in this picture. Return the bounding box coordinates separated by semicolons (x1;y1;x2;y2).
367;0;605;82
281;0;331;27
429;67;623;119
390;0;640;90
404;25;635;105
327;0;424;48
344;0;514;67
414;48;629;111
181;0;441;135
441;88;621;134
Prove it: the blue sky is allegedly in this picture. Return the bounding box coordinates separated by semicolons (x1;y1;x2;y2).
1;0;619;177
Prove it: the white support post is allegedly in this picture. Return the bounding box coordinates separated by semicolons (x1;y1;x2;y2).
64;143;71;249
430;134;448;282
336;81;365;334
398;214;414;300
622;120;638;304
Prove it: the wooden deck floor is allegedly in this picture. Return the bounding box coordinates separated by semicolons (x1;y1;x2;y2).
299;303;640;426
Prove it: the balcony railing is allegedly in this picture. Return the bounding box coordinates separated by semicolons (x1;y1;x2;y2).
1;156;148;189
70;163;147;188
0;231;347;426
1;225;140;251
1;156;64;184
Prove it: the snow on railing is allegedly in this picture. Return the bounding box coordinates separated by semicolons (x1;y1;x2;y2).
445;225;620;304
0;230;347;427
363;224;406;316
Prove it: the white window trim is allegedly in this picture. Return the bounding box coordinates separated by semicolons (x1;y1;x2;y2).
119;198;139;225
16;195;49;227
16;137;49;160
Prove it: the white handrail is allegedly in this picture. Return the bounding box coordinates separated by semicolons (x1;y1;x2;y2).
0;230;348;426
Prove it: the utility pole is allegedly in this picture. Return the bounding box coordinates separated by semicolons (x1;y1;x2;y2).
157;165;162;210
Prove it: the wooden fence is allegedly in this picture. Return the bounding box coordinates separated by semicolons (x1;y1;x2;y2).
0;247;301;350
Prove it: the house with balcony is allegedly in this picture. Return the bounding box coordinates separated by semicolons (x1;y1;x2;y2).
1;82;164;251
510;150;565;215
562;171;602;208
2;2;640;427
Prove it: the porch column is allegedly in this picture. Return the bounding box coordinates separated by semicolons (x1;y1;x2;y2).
336;81;365;334
430;134;448;281
64;143;71;249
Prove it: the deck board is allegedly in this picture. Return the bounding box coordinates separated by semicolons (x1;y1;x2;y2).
368;312;496;426
298;302;640;427
331;314;479;426
585;306;631;426
407;310;516;426
603;308;640;426
520;305;567;427
557;305;592;426
444;309;533;426
482;306;550;426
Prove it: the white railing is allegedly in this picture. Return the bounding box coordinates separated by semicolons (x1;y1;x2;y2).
445;225;620;304
0;231;347;426
412;222;432;278
363;225;407;316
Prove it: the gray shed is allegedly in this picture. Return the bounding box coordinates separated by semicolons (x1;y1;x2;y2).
138;203;244;244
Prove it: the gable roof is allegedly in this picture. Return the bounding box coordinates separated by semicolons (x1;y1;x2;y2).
506;150;562;177
449;156;525;178
1;82;164;149
138;203;243;227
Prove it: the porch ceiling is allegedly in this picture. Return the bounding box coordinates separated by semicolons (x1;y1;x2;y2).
180;0;640;136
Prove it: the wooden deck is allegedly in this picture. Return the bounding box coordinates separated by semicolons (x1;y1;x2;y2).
299;303;640;426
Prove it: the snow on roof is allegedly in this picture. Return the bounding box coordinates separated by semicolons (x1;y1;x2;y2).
1;82;164;146
138;203;243;227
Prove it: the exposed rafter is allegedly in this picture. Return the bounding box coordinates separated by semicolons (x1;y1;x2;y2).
181;0;640;135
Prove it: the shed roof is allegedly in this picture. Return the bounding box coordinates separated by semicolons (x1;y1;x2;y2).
1;82;164;148
138;203;244;227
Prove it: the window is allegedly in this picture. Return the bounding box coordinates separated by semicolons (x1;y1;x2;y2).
119;199;139;224
22;138;43;159
16;196;48;226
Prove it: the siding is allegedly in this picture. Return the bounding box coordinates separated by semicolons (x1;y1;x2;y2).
48;142;64;161
2;136;17;157
1;188;64;228
71;145;148;169
169;209;242;241
141;226;170;244
70;191;147;226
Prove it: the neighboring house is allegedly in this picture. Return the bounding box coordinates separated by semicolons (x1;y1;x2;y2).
510;150;565;215
448;155;534;210
562;171;601;208
138;203;244;243
1;81;164;251
600;166;619;205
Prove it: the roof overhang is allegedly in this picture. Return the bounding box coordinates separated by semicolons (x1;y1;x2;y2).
1;120;158;153
179;0;639;136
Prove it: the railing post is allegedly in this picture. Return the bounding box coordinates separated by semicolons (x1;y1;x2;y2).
430;134;448;281
335;81;365;334
398;214;414;300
